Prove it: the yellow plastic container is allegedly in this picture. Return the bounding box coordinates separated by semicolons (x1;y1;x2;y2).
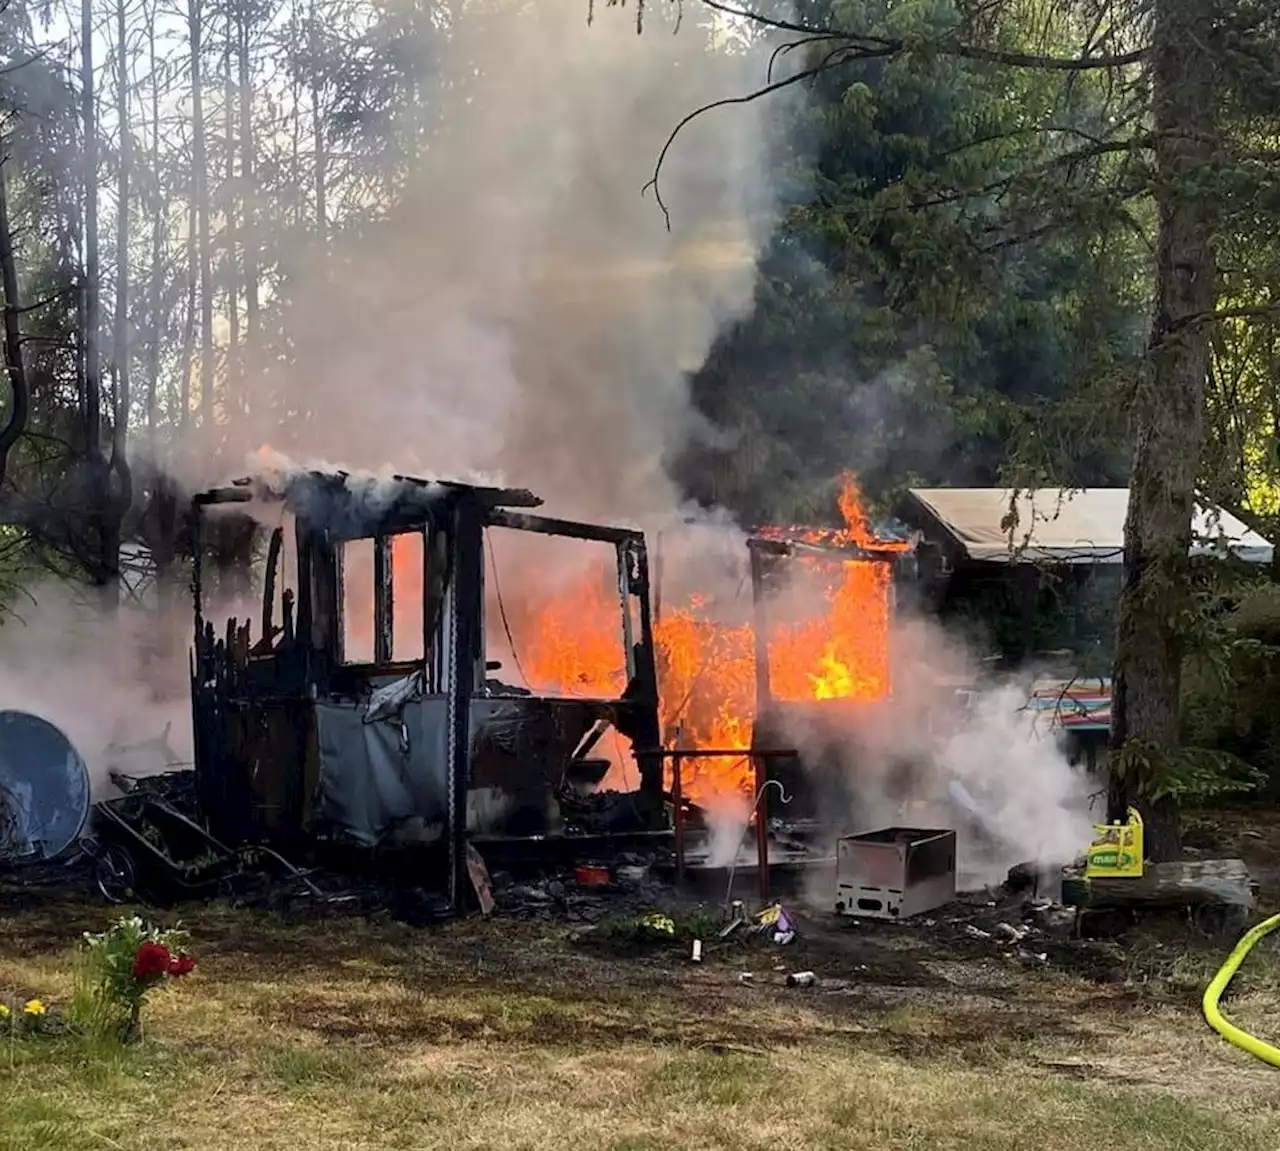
1085;807;1144;878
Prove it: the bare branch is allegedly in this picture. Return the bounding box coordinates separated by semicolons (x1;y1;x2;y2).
1202;304;1280;326
696;0;1148;69
643;57;898;228
767;34;841;83
909;136;1150;212
0;42;63;75
1147;304;1280;353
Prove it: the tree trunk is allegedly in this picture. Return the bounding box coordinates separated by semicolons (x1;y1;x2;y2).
0;140;29;490
82;0;116;597
308;0;326;245
238;5;258;378
1108;0;1219;861
289;0;302;231
106;0;134;611
82;0;101;461
115;0;131;447
179;197;196;432
222;24;239;424
189;0;214;436
145;0;165;447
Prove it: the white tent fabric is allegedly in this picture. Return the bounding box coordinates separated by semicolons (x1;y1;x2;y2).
907;487;1274;565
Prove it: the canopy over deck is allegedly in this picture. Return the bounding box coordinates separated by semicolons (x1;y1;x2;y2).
903;488;1273;566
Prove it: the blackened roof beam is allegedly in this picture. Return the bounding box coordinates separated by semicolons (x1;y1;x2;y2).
746;534;907;563
192;468;544;538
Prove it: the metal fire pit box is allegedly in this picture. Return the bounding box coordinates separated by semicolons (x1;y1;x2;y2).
835;827;956;920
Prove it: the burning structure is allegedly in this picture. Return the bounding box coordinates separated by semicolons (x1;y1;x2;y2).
505;473;918;866
189;467;661;909
654;475;915;829
186;464;917;899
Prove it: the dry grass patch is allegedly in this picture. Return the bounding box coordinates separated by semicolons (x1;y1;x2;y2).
1;901;1278;1150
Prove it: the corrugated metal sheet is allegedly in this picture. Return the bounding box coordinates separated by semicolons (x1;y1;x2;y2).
907;488;1273;565
1028;677;1112;732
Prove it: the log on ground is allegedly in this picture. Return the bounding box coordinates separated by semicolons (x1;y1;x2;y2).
1061;858;1254;912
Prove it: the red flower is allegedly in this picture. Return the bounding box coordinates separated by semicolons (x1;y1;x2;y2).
132;940;172;980
168;952;195;977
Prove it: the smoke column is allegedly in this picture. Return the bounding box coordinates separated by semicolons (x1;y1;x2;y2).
224;1;790;529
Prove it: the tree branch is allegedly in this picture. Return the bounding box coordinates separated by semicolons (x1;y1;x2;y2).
648;2;1151;226
1202;304;1280;326
0;42;63;76
696;0;1149;70
1146;304;1280;355
644;54;893;228
907;136;1149;211
0;141;27;492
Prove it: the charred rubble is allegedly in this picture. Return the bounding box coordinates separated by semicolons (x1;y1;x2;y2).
4;466;1108;942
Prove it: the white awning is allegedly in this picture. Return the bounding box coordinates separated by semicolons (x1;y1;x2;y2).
906;487;1274;565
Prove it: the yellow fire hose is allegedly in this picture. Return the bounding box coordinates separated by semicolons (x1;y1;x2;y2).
1202;912;1280;1068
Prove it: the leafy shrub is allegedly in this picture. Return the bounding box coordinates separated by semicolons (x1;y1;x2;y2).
1182;581;1280;801
578;908;725;953
0;998;52;1041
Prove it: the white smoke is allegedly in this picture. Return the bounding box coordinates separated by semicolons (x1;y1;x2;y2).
781;615;1096;890
0;581;193;796
208;1;793;536
3;3;802;786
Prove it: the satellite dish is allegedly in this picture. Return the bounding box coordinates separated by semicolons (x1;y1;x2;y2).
0;710;91;866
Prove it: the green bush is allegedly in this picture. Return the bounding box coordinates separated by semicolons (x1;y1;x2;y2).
1182;581;1280;801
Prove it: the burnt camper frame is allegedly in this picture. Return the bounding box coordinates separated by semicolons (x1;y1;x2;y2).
189;470;662;911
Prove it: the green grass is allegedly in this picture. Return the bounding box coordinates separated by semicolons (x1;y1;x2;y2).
1;900;1278;1150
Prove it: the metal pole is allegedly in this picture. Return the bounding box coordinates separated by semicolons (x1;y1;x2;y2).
754;753;769;901
748;543;772;714
672;753;684;885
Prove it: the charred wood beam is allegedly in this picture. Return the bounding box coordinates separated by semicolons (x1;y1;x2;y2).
295;518;314;651
389;474;542;509
261;525;283;647
634;747;799;759
750;544;773;712
424;524;450;690
193;487;253;506
447;513;485;911
374;535;393;664
485;508;646;547
616;549;637;682
746;535;903;563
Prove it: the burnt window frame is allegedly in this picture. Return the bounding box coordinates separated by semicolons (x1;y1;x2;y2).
335;524;444;691
479;509;653;704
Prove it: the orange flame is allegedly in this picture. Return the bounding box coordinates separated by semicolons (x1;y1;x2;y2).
648;473;904;806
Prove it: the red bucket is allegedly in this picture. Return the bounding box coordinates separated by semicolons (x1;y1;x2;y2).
575;864;611;887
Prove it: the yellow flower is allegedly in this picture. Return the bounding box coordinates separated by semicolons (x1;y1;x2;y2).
22;999;46;1017
0;1004;10;1021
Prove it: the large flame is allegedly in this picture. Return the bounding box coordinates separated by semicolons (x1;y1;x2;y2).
653;473;906;805
497;473;905;807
